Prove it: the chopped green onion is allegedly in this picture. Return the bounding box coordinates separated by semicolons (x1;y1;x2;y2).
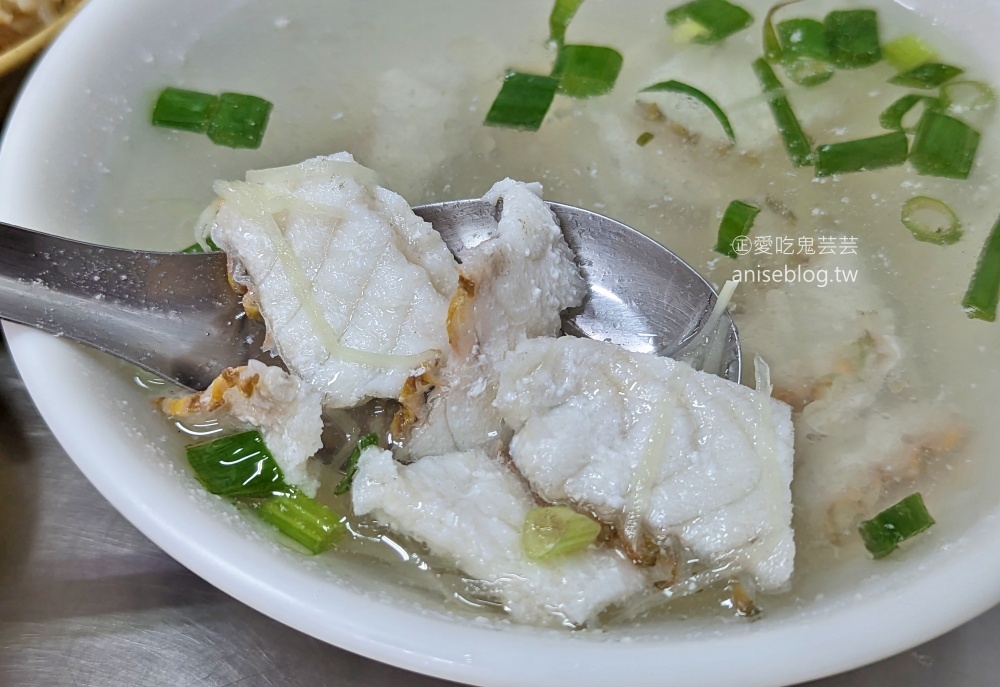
522;506;602;561
909;110;980;180
549;0;586;45
671;18;712;44
152;87;218;133
782;55;836;88
186;430;288;498
153;87;272;149
858;493;935;559
814;131;908;177
901;196;962;245
715;200;760;258
762;0;805;62
333;432;379;496
665;0;753;45
778;18;829;59
962;212;1000;322
824;10;881;70
181;236;221;253
883;34;937;72
257;488;347;555
941;80;996;117
552;45;623;98
636;131;655;146
777;18;834;86
888;63;963;89
484;71;560;131
879;94;939;131
639;80;736;144
206;92;273;149
752;58;813;166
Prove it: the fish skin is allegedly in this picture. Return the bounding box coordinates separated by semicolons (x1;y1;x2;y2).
495;336;796;592
352;446;647;627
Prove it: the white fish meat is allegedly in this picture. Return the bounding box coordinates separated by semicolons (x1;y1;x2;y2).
160;359;324;495
402;179;585;459
352;446;646;627
200;152;459;409
736;251;902;435
460;179;586;358
795;403;965;543
494;336;796;592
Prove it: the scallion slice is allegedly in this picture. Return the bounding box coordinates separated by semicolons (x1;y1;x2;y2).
778;19;829;58
814;131;908;177
879;94;939;131
962;212;1000;322
824;10;881;70
333;432;379;496
715;200;760;258
858;493;935;559
484;71;560;131
206;92;273;149
152;87;218;133
777;18;834;86
882;34;937;73
552;44;623;98
909;110;980;180
941;80;997;117
762;0;805;62
636;131;655;146
752;58;813;166
665;0;753;45
181;236;221;253
782;55;836;88
901;196;962;245
257;488;347;555
549;0;586;45
640;80;736;144
186;430;288;498
888;62;963;89
522;506;602;561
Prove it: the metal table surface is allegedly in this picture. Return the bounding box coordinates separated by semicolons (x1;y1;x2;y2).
0;60;998;687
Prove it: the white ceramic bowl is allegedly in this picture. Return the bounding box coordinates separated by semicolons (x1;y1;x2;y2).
2;0;1000;685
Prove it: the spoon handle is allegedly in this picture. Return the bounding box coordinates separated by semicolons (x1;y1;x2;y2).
0;222;268;389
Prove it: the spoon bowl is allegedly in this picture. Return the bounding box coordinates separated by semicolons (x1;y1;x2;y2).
0;199;739;389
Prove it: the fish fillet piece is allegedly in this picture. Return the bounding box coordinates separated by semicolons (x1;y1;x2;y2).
736;252;902;435
200;152;459;408
160;360;324;495
352;447;647;627
794;403;965;544
495;336;796;592
399;356;504;459
462;179;586;358
401;180;585;459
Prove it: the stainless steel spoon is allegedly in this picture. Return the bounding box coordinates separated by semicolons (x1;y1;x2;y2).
0;199;740;389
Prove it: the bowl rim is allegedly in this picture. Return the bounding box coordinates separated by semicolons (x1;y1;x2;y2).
3;0;1000;685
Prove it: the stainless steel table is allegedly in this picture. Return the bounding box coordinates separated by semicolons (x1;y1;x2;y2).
2;335;1000;687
